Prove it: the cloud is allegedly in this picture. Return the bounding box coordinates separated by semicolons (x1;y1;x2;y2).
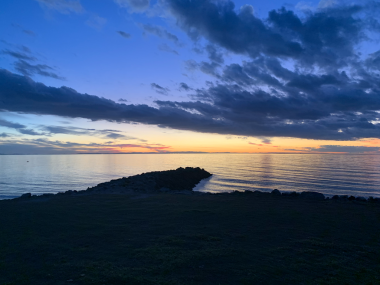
12;24;37;36
117;31;131;39
141;24;180;45
1;45;65;80
35;0;83;14
259;137;272;144
0;133;10;138
151;83;170;95
105;133;126;139
2;49;36;61
249;142;263;146
14;60;65;80
86;15;107;31
0;118;42;136
2;68;380;141
178;82;192;91
184;60;198;71
118;98;128;102
205;45;224;64
0;138;170;154
307;145;380;153
114;0;150;12
164;0;378;69
158;43;179;55
41;125;143;141
0;119;145;142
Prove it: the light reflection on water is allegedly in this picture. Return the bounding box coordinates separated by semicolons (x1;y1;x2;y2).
0;153;380;199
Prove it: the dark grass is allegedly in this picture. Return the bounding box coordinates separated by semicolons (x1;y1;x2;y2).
1;192;380;284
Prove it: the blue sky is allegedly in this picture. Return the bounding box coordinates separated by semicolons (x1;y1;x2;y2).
1;0;380;154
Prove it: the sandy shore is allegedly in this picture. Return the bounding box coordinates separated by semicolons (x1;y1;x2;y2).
1;169;380;284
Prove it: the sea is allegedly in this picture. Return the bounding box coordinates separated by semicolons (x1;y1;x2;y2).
1;153;380;200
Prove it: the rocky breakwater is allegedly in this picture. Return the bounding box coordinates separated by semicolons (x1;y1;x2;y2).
17;167;212;199
86;167;212;194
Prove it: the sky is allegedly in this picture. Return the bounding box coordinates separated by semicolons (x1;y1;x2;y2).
1;0;380;154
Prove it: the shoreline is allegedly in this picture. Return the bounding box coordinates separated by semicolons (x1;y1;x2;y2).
10;167;380;204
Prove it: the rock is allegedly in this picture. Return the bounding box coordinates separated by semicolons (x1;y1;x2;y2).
300;191;325;200
367;197;379;203
281;191;299;197
339;195;348;201
355;196;367;202
348;196;356;201
271;189;281;196
80;167;212;194
20;193;32;199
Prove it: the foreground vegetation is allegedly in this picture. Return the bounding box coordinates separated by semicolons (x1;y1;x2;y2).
1;192;380;284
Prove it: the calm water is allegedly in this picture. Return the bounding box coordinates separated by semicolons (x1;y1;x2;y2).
1;153;380;199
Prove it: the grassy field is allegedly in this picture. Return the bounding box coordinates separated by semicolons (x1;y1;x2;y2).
0;192;380;284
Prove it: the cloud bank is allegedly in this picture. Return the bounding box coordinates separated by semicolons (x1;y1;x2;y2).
2;1;380;142
1;66;380;141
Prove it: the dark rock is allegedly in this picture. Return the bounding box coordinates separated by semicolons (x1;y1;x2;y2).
20;193;32;199
281;191;299;197
348;196;356;201
300;191;325;200
339;195;348;201
271;189;281;196
81;167;212;194
355;196;367;202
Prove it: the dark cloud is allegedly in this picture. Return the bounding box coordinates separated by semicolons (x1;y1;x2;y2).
41;125;142;141
0;118;42;136
114;0;150;12
158;43;179;55
105;133;126;139
259;137;272;144
365;50;380;71
118;98;128;102
2;69;380;141
165;0;378;69
184;60;198;71
0;133;10;138
2;49;36;61
308;145;380;153
14;60;65;80
2;46;65;80
0;119;25;129
178;82;192;91
199;61;220;77
151;83;170;95
117;31;131;38
141;24;180;45
205;45;223;64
